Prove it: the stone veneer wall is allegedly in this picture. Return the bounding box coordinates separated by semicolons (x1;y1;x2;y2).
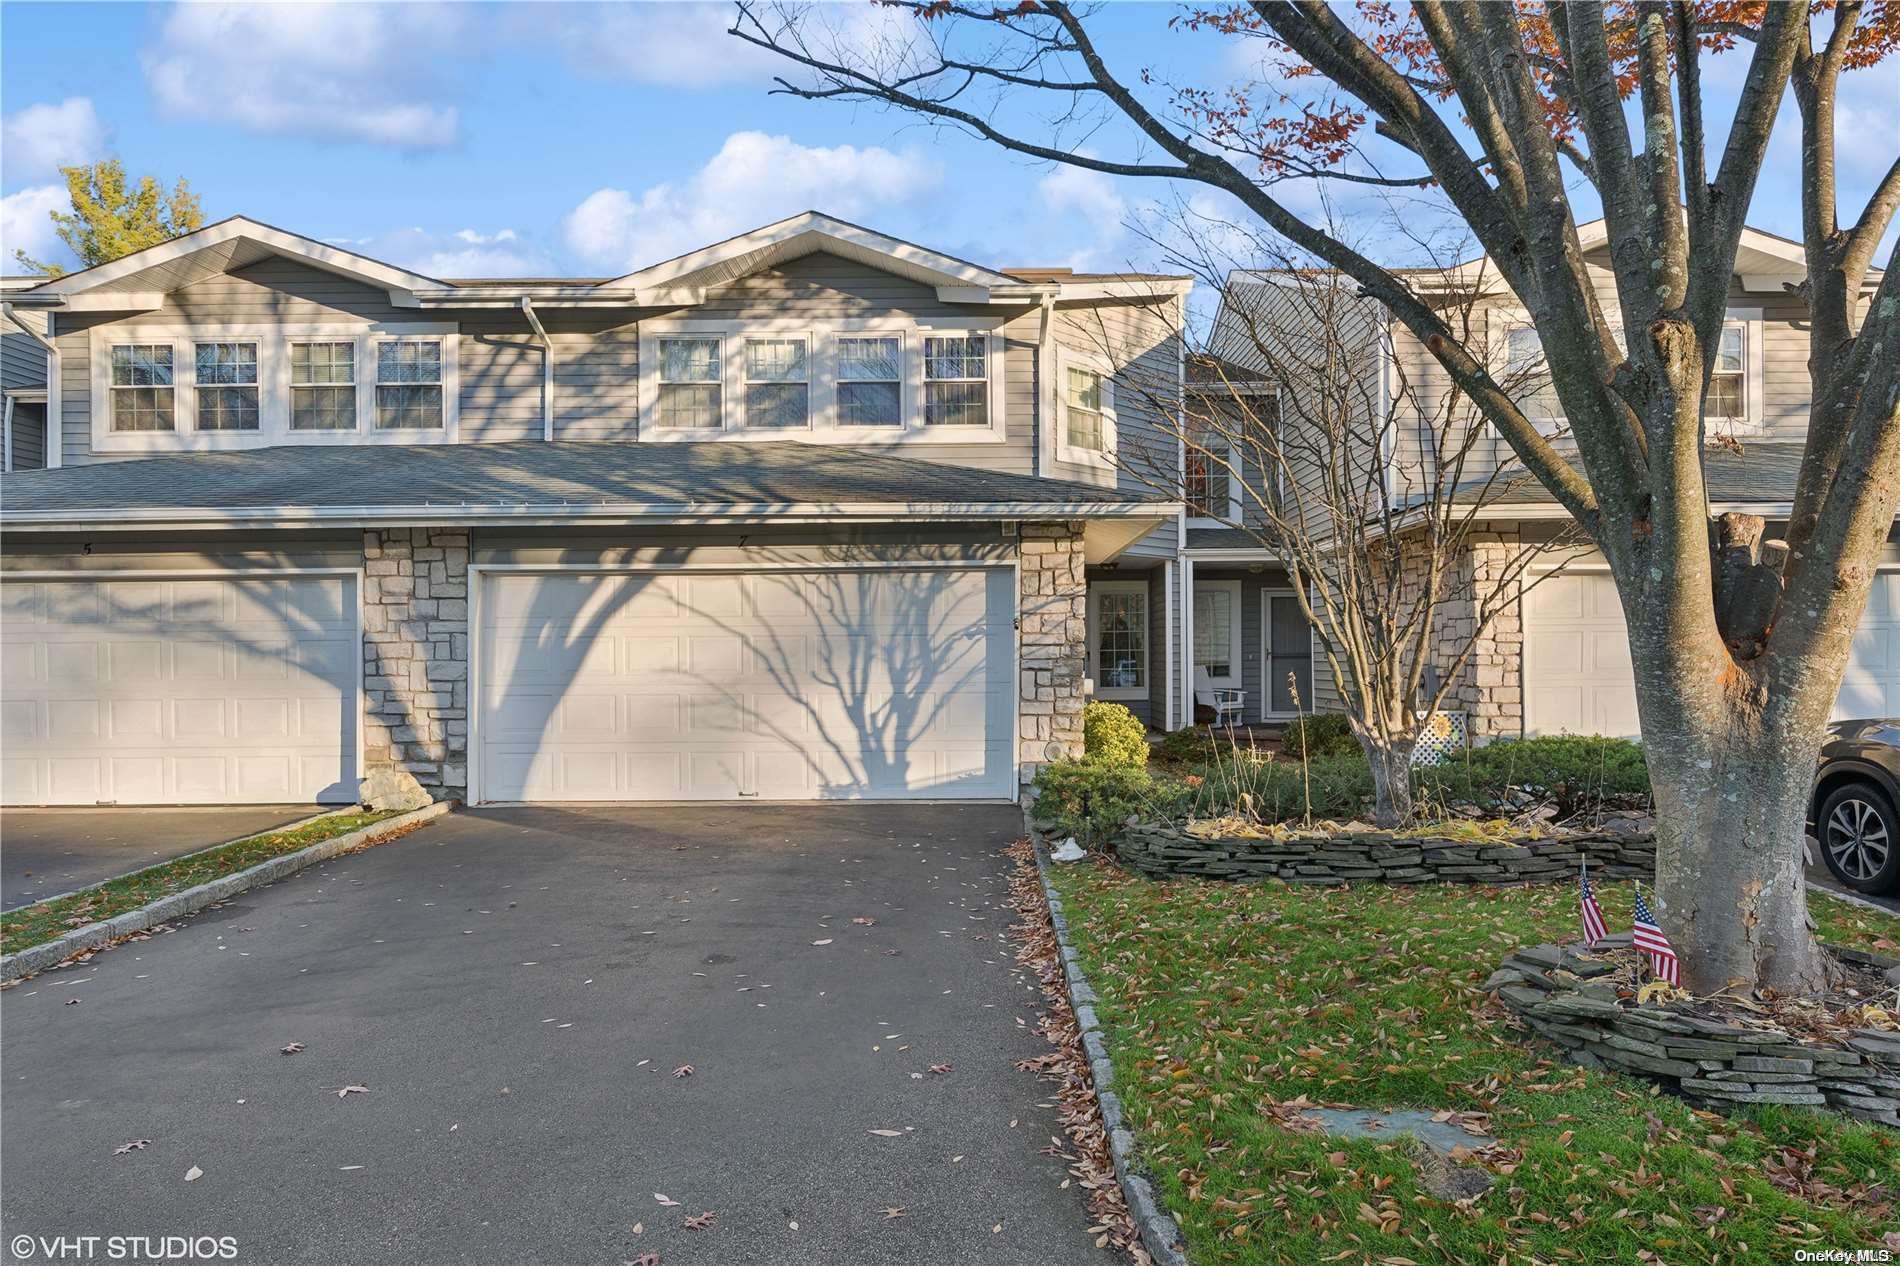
363;528;470;802
1018;520;1089;788
1117;823;1654;885
1400;531;1528;741
1493;939;1900;1126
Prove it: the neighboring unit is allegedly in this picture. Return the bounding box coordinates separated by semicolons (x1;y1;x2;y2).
0;213;1186;807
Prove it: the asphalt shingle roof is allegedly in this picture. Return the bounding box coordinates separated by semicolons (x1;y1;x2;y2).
1446;440;1807;508
0;441;1165;518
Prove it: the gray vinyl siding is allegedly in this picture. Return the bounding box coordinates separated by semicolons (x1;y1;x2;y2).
3;306;47;390
8;402;46;470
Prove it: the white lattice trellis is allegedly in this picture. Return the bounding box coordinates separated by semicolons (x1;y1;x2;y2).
1411;711;1469;766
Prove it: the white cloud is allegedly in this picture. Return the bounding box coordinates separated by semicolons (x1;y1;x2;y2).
548;1;783;88
2;185;72;273
561;131;943;272
143;2;463;149
2;98;106;177
330;226;556;278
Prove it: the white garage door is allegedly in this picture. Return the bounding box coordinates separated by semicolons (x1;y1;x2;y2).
1;575;358;805
477;568;1016;802
1524;569;1900;737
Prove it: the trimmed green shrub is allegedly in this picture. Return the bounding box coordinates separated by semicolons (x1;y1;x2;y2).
1281;712;1361;760
1420;735;1649;818
1155;726;1218;765
1030;759;1188;848
1083;701;1149;768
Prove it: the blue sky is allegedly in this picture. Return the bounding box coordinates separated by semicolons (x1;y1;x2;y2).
2;2;1893;284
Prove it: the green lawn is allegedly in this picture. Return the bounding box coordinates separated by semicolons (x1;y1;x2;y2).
2;810;399;956
1048;861;1899;1265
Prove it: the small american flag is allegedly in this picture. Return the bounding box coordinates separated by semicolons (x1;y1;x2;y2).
1631;884;1681;986
1578;858;1607;947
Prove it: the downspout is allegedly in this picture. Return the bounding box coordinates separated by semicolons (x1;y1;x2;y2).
3;302;57;469
519;297;554;441
3;394;14;473
1034;293;1055;478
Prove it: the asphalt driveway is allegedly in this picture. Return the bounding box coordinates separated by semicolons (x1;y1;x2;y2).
0;803;1107;1266
2;805;324;910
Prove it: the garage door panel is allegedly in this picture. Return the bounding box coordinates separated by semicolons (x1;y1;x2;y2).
479;568;1015;802
0;576;357;805
1527;569;1900;737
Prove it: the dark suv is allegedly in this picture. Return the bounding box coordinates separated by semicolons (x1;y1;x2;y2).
1811;719;1900;895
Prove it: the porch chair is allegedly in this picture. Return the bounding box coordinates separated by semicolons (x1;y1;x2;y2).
1194;667;1247;730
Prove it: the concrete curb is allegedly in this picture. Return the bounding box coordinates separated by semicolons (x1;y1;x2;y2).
1027;818;1190;1266
1;801;455;983
11;805;365;912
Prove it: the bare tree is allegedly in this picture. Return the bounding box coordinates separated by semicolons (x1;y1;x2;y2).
1078;203;1578;826
733;1;1900;994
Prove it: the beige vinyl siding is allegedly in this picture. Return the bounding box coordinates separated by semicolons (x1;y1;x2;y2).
1050;297;1183;493
1388;254;1819;484
683;252;1040;475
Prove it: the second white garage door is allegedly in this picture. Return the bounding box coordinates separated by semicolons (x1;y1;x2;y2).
1525;569;1900;737
476;567;1016;801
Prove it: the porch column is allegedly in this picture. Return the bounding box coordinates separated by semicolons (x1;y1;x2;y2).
1018;520;1088;789
1180;556;1196;726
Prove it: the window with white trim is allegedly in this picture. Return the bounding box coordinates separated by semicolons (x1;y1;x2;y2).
743;336;810;429
657;336;722;429
375;339;444;430
1193;581;1241;683
837;335;902;427
922;334;988;427
1707;322;1746;425
290;341;357;431
194;342;260;432
1185;427;1233;519
1502;324;1562;431
109;344;175;433
1089;581;1148;699
1065;366;1106;451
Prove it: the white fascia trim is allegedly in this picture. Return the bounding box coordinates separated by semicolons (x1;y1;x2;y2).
2;501;1183;532
1053;279;1194;302
1460;500;1796;522
1183;546;1282;561
607;212;1018;293
24;217;450;301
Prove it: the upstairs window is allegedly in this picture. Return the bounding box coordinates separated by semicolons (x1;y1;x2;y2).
1707;324;1746;423
837;336;902;427
743;337;809;429
1502;324;1562;431
376;339;444;430
657;336;722;429
1185;431;1232;519
290;341;357;431
922;334;988;427
109;344;175;433
195;342;260;432
1065;367;1106;451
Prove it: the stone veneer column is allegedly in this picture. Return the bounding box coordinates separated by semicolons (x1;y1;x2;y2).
362;528;470;805
1419;532;1526;741
1017;520;1089;789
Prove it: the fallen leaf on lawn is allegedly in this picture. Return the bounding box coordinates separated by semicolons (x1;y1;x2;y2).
811;939;833;946
683;1212;715;1231
928;1063;952;1075
672;1064;694;1079
280;1043;305;1055
1325;1151;1348;1166
337;1085;369;1098
630;1222;642;1235
880;1206;907;1220
653;1194;680;1207
114;1140;151;1155
184;1166;203;1182
867;1129;904;1137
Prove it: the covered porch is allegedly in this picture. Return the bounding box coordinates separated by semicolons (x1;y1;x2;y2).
1084;545;1317;733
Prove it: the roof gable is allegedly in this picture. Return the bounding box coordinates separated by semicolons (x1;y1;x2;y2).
606;211;1032;304
12;216;452;308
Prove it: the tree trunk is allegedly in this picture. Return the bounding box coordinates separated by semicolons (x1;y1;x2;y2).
1361;735;1417;828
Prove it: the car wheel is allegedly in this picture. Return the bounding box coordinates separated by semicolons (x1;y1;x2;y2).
1817;781;1900;895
